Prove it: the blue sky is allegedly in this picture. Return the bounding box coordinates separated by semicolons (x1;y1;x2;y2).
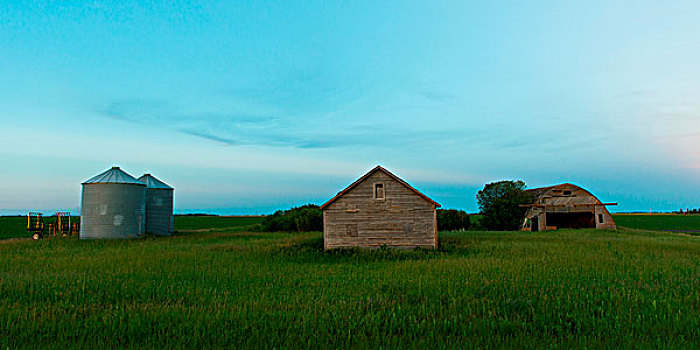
0;0;698;214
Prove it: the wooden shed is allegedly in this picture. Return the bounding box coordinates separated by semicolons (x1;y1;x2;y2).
521;183;616;231
320;166;440;250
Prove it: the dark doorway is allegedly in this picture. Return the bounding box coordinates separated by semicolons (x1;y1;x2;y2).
546;212;595;229
531;217;539;232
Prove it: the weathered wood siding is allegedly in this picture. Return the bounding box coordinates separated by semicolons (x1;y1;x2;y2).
323;171;437;249
594;206;616;230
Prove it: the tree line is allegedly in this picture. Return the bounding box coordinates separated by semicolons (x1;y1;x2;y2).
258;180;531;232
258;205;474;232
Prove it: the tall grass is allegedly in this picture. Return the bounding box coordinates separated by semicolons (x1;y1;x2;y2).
0;227;698;348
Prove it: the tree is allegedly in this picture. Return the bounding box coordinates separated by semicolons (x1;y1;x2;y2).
476;180;531;231
437;209;471;231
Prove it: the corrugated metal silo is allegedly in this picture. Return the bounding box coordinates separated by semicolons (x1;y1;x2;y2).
137;174;174;236
80;166;146;239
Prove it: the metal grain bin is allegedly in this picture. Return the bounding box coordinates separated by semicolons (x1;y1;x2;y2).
137;174;174;236
80;166;146;239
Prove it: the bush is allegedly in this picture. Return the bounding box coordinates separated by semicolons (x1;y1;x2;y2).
437;209;471;231
477;180;531;231
260;204;323;232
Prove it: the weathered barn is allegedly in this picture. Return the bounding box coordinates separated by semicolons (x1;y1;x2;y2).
522;183;616;231
320;166;440;250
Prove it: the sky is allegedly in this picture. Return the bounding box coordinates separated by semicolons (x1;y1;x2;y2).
0;0;698;215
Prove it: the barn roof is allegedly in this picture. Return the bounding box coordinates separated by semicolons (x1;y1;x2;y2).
526;183;608;206
82;166;145;185
524;185;556;200
320;165;441;210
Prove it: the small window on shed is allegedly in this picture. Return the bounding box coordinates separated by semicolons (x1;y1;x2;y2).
598;214;604;223
563;190;572;196
374;183;385;200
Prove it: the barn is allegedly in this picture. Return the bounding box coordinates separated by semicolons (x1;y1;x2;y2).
521;183;616;231
320;166;440;250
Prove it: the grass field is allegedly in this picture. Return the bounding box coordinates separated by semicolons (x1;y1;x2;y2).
0;216;699;348
0;215;263;240
612;214;700;232
1;214;696;240
0;216;81;240
174;215;264;231
0;216;26;240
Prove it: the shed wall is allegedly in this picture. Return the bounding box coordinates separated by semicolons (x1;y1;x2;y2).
323;171;437;249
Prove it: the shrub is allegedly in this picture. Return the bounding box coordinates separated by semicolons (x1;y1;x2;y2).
260;204;323;232
437;209;471;231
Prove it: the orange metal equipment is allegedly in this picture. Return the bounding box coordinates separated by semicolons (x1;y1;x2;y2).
56;212;71;236
27;212;44;240
71;222;80;235
28;212;77;239
46;223;55;237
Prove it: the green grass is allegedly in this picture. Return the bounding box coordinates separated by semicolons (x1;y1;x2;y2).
0;216;26;240
2;214;695;239
0;215;264;239
613;214;700;232
0;216;80;240
0;225;698;348
173;215;264;231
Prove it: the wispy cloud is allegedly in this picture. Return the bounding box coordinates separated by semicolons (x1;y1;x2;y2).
103;99;169;123
99;96;474;150
177;129;241;146
611;88;655;101
99;96;624;156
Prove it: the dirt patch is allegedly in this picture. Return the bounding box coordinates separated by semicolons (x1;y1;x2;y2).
0;237;30;245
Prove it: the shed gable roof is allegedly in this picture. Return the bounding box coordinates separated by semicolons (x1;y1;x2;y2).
320;166;440;210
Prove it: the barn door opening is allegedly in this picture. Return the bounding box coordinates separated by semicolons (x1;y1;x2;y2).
545;212;595;229
531;217;539;232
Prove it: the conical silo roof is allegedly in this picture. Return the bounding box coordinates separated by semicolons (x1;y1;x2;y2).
137;174;173;189
82;166;145;185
